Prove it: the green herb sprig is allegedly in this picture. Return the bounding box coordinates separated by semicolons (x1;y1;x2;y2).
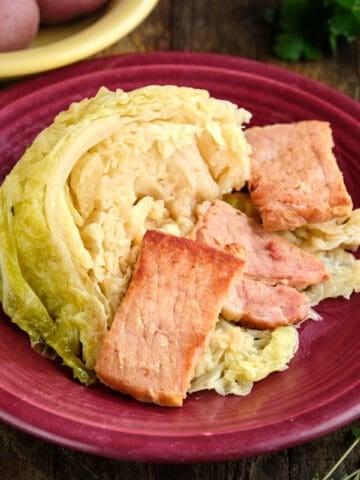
312;427;360;480
265;0;360;61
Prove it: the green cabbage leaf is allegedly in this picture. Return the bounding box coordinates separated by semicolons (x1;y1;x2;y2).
0;86;251;384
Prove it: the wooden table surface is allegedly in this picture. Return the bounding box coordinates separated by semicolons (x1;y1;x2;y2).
0;1;359;479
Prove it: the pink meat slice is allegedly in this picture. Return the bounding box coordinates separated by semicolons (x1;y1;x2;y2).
192;199;329;289
95;229;245;407
222;278;310;329
246;121;353;231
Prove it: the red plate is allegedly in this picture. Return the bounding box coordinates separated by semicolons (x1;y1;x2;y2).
0;52;359;462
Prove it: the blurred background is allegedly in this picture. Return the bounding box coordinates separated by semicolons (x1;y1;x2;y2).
93;0;359;99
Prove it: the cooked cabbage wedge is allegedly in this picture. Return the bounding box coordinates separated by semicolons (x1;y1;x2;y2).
0;85;252;385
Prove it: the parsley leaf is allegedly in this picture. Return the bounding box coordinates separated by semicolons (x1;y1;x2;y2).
274;33;323;61
266;0;360;61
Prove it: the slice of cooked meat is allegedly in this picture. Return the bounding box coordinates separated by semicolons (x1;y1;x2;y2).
192;200;329;289
95;229;245;407
222;278;310;329
246;121;353;231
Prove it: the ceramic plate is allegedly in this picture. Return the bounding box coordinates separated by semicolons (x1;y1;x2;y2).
0;52;359;462
0;0;158;79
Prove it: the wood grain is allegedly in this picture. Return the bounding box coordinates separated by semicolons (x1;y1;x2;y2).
0;420;359;479
0;1;359;479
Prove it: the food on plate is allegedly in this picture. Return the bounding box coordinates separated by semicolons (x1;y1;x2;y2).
190;319;299;397
191;199;328;329
222;278;310;329
95;230;246;407
246;121;353;231
281;209;360;307
192;200;329;289
0;85;359;406
0;85;251;385
37;0;109;25
0;0;40;52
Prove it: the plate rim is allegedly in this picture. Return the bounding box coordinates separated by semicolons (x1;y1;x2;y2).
1;51;359;119
0;379;358;462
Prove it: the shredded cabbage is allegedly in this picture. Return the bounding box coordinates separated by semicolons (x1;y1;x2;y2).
280;210;360;305
190;319;299;396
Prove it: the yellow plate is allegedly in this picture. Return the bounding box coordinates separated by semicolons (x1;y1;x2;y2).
0;0;158;79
